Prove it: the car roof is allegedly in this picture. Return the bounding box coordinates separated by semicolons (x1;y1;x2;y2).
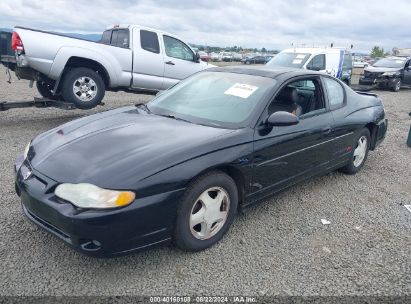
208;66;323;79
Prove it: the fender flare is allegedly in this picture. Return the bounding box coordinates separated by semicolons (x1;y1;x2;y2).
49;47;121;90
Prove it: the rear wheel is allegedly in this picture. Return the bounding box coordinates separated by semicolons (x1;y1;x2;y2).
174;171;238;252
36;81;57;99
61;68;105;109
392;78;401;92
339;128;370;175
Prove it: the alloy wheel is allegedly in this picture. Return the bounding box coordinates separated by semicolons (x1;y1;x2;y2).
73;77;98;102
396;80;401;91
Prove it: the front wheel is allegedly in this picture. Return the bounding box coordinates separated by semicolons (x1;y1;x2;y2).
392;78;401;92
61;68;105;109
174;171;238;252
339;128;370;175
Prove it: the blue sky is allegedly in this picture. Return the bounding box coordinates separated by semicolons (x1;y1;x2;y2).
0;0;409;52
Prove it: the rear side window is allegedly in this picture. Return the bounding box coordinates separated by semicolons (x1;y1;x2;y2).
324;77;344;108
307;54;326;71
140;30;160;54
111;29;129;48
100;30;112;44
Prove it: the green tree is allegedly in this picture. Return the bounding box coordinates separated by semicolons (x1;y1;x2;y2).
371;46;384;58
261;47;267;53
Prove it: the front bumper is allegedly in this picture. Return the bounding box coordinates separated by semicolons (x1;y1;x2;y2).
359;76;397;88
15;159;184;257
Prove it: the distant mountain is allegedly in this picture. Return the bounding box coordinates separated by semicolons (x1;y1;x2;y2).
0;27;100;41
63;33;101;41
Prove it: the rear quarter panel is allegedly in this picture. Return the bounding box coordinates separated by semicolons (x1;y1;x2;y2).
331;88;386;159
50;45;132;87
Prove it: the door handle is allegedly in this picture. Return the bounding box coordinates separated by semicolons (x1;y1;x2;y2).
165;61;175;65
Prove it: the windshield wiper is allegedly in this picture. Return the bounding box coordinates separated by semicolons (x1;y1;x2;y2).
135;103;151;113
158;114;192;123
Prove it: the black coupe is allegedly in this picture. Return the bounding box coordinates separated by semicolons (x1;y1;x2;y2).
15;67;387;257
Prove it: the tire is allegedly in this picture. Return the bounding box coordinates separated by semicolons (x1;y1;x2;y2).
174;171;238;252
61;68;105;109
392;78;401;92
36;81;57;99
339;128;371;175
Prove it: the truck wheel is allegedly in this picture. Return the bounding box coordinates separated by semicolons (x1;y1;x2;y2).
36;81;58;99
61;68;105;109
391;79;401;92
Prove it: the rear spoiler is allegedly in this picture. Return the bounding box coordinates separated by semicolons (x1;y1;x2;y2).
355;91;378;97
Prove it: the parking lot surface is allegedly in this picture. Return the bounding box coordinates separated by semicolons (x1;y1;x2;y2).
0;66;410;296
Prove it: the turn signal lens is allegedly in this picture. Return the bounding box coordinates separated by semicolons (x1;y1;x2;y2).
115;192;135;207
55;183;135;209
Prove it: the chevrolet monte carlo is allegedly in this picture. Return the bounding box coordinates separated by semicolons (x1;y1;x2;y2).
15;67;388;257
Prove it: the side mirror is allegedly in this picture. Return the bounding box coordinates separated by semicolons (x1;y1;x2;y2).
195;52;201;63
267;111;299;126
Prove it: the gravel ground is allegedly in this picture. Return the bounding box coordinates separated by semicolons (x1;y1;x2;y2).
0;66;410;297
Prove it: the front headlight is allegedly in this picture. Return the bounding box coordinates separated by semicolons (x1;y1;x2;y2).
55;183;135;209
23;142;30;160
382;71;399;77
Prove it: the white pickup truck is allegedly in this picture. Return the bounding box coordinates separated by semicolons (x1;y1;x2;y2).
9;24;213;109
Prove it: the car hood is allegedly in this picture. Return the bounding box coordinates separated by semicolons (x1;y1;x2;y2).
30;106;235;188
364;66;401;73
202;62;217;68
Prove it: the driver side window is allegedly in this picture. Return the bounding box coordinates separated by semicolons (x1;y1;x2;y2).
307;54;326;71
163;35;194;61
268;78;325;117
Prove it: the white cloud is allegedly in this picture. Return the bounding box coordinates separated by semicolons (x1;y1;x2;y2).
0;0;410;52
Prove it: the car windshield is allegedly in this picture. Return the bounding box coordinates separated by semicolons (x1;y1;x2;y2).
373;58;406;68
147;72;275;129
266;52;310;68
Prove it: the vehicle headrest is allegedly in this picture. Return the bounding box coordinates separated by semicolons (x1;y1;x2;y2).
276;86;298;104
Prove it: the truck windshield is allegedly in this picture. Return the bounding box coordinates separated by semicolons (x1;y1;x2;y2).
373;58;406;68
266;52;310;68
147;72;275;129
